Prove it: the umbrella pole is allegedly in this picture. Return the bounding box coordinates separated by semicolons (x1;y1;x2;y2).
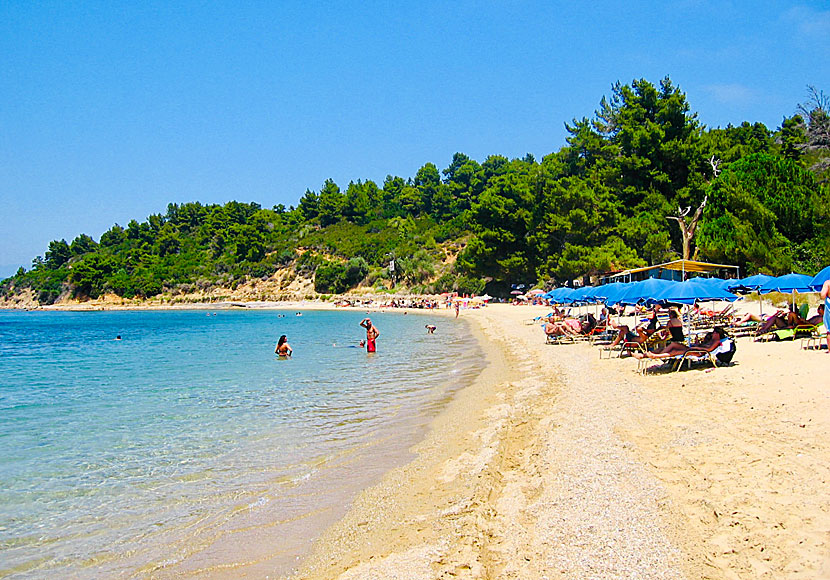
684;304;690;343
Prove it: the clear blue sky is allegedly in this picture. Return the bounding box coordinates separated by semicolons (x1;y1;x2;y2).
2;1;829;277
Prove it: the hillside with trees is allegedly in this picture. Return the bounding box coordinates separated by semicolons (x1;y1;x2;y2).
3;77;829;306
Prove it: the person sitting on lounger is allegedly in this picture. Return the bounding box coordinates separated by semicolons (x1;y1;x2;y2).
633;326;726;360
580;312;597;334
608;323;640;347
607;305;662;348
644;309;684;355
756;309;788;334
757;305;808;334
806;304;825;326
641;304;662;337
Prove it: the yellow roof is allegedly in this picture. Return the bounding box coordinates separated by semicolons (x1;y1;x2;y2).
611;259;739;277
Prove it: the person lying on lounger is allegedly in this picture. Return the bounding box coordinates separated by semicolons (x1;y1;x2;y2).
544;313;596;337
735;312;763;324
632;326;726;360
607;305;662;347
757;305;808;335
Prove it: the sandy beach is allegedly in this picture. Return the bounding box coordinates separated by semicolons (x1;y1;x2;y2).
288;303;830;579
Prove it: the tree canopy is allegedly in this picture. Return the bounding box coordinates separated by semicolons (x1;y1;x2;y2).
4;77;828;304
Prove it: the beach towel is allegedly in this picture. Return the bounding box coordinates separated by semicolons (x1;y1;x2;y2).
713;338;736;364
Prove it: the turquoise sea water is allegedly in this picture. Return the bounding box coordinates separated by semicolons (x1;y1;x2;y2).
0;309;483;578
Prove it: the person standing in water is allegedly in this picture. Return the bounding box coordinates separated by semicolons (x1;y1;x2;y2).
359;318;379;352
275;335;292;357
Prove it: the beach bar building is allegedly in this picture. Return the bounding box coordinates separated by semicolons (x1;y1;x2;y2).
598;259;740;285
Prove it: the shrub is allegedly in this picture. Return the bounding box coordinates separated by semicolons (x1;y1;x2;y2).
314;257;369;293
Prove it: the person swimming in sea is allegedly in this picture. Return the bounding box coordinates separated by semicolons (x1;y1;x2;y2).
275;335;293;357
425;324;436;334
332;340;366;348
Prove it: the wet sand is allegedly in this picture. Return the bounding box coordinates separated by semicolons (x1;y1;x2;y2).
290;303;830;579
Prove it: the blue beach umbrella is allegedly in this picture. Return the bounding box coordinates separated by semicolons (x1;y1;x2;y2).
616;278;677;306
692;277;732;291
652;279;739;305
545;287;576;304
728;274;774;317
568;286;598;304
595;282;627;305
759;273;815;310
810;265;830;290
728;273;773;293
758;273;814;294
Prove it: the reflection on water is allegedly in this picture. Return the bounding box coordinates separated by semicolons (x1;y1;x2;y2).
0;309;482;578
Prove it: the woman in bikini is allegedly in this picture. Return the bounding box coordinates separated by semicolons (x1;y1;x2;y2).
275;335;293;357
633;326;725;360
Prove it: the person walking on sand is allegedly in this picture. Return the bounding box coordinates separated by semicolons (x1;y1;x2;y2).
275;335;292;357
821;279;830;353
360;318;379;353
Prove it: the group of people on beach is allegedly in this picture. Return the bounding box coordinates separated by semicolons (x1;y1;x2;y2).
545;303;730;358
541;277;830;363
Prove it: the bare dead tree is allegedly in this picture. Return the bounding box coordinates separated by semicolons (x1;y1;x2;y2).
708;154;721;178
797;85;830;175
667;196;707;261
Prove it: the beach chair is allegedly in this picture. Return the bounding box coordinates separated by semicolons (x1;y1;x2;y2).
602;330;667;359
587;325;614;345
759;324;818;342
672;349;719;372
570;324;606;343
546;333;575;345
526;314;553;326
638;337;736;374
800;324;826;350
676;337;736;371
638;348;718;374
712;303;736;324
728;321;759;339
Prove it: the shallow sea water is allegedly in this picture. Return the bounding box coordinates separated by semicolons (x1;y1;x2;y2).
0;308;483;578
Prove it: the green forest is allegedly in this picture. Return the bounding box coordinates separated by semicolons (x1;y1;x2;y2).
3;77;829;304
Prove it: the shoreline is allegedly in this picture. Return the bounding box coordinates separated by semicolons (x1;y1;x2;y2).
287;303;830;579
1;306;483;579
6;302;827;577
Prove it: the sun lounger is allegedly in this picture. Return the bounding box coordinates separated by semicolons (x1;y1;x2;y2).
800;324;826;350
545;333;575;345
757;324;818;342
587;326;615;345
638;338;736;374
728;321;759;338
